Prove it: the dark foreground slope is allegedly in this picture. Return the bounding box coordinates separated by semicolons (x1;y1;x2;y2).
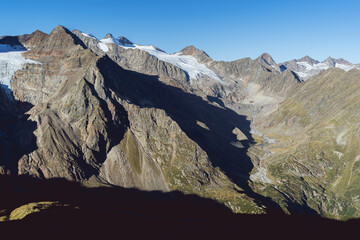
0;175;358;239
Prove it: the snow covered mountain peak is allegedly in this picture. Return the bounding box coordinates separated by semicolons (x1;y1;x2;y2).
280;56;360;80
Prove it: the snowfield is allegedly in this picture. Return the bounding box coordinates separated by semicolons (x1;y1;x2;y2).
134;45;223;83
0;44;40;92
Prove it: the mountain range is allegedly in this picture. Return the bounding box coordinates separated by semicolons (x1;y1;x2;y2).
1;25;360;227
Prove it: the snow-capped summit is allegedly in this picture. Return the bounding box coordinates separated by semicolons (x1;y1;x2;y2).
279;56;360;80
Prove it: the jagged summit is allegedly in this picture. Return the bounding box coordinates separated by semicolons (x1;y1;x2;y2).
180;45;212;63
104;33;113;39
256;53;277;66
117;36;133;46
25;25;86;56
51;25;70;34
336;58;353;65
18;30;48;49
298;55;319;65
255;53;281;72
324;56;336;67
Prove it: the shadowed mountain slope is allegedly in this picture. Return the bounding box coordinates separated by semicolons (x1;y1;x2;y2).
0;175;358;239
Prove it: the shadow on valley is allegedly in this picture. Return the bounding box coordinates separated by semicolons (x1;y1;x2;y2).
0;36;27;52
0;175;358;238
98;56;317;215
0;87;37;175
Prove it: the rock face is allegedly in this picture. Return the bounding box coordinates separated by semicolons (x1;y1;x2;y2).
12;26;92;105
0;87;16;175
180;45;213;63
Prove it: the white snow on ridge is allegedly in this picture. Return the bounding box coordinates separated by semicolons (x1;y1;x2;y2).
0;44;40;92
81;33;97;40
293;71;308;79
134;45;223;83
335;63;356;71
80;32;223;83
293;60;360;80
98;42;109;52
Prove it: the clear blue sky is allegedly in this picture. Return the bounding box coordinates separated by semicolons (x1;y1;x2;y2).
1;0;359;63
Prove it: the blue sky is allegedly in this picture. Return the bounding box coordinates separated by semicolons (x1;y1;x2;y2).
1;0;359;63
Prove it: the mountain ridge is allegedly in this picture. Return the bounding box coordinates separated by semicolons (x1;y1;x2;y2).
1;25;360;221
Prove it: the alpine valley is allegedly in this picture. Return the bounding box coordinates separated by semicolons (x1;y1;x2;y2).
1;26;360;232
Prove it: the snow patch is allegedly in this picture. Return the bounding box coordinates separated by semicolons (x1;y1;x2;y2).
81;33;98;40
97;42;109;52
250;167;273;184
335;63;355;71
336;129;348;146
333;151;344;159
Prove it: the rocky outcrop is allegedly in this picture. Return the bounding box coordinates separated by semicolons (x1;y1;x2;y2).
180;45;213;63
0;30;47;50
12;26;93;105
18;30;48;49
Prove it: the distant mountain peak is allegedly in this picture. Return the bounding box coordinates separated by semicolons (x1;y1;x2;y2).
336;58;353;65
51;25;69;34
117;36;133;46
324;56;336;67
257;53;277;66
104;33;113;39
26;25;86;56
298;55;319;65
180;45;212;63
